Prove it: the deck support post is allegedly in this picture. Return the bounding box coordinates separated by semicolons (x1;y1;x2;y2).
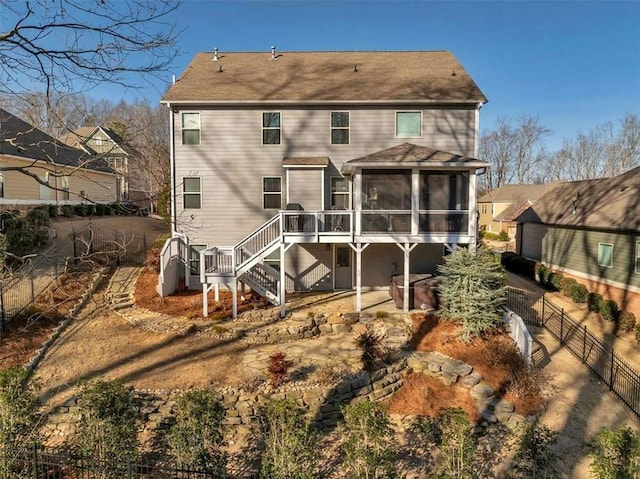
239;281;246;302
396;242;418;312
349;242;369;312
214;283;219;302
232;280;238;319
279;243;294;318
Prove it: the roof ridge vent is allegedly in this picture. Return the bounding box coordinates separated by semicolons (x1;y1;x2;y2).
270;45;277;60
213;47;219;61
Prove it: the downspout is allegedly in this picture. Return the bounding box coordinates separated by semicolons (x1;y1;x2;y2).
167;103;177;234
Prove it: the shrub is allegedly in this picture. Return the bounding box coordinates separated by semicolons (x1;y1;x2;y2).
355;330;383;372
599;300;619;322
47;204;58;218
435;408;476;479
507;424;558;479
548;272;564;291
259;399;316;479
438;246;507;342
74;204;88;217
590;427;640;479
497;230;509;241
569;283;589;303
61;205;75;217
267;351;293;388
501;251;517;269
168;389;227;475
73;379;140;475
534;263;548;285
0;367;41;477
560;277;577;297
618;311;636;333
587;293;603;312
342;401;395;479
636;325;640;344
144;247;162;274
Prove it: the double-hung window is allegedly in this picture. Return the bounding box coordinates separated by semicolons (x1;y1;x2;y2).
330;177;350;209
263;177;282;209
183;177;201;209
262;112;281;145
598;243;613;268
181;112;201;145
396;111;422;138
330;112;349;145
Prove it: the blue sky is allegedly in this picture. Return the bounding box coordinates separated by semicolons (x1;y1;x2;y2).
70;1;640;149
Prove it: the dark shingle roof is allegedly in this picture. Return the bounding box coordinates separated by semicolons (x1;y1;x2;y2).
283;157;329;166
516;167;640;232
341;143;488;175
0;109;112;173
162;51;487;104
478;183;554;203
493;200;533;222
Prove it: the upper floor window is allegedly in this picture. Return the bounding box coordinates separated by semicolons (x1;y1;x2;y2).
331;112;349;145
263;177;282;209
183;177;201;209
598;243;613;268
262;112;281;145
181;112;201;145
396;111;422;138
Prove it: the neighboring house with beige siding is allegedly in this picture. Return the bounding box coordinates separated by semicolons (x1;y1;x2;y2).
0;109;118;210
478;183;553;239
516;167;640;317
159;49;489;317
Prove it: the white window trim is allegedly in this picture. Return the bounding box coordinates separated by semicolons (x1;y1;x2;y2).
330;111;350;145
395;111;422;139
635;241;640;274
330;176;351;209
598;242;614;268
262;176;282;210
181;111;201;146
262;111;282;145
183;176;202;210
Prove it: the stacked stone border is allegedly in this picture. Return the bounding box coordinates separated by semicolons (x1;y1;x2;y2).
24;266;110;379
44;350;539;443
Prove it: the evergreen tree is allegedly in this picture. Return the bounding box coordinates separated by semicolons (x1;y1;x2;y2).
437;246;507;342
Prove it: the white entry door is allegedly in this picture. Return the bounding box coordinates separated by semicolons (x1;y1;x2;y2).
334;245;352;289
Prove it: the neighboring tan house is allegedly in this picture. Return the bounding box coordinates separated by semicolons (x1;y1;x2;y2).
58;126;146;204
478;183;553;239
159;49;489;317
516;167;640;317
0;109;118;210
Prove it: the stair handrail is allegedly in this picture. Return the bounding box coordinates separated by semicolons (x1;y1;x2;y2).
233;214;282;273
159;233;189;287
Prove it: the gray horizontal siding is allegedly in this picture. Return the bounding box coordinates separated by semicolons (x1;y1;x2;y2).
174;105;477;247
539;226;640;289
287;169;322;210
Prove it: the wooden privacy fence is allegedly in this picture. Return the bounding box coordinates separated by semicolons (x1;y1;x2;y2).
0;444;219;479
507;289;640;419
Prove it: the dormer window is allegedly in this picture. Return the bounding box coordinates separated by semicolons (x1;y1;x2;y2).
262;112;281;145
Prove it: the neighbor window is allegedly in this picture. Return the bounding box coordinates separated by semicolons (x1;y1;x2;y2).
635;241;640;274
189;244;206;274
598;243;613;268
331;112;349;145
263;177;282;209
330;177;350;209
262;112;281;145
61;176;70;200
396;111;421;138
183;177;201;209
181;112;201;145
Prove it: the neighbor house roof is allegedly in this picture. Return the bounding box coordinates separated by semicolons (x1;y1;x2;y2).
493;200;534;222
162;50;488;104
341;143;489;175
58;126;133;156
478;183;554;203
516;167;640;232
0;109;112;173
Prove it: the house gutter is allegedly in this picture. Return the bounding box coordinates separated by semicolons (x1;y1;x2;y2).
159;99;483;107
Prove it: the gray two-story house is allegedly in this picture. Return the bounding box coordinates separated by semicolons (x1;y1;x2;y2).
158;49;489;317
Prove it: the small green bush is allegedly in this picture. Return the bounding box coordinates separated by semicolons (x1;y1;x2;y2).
560;277;578;297
501;251;517;269
497;230;509;241
506;424;558;479
548;272;564;291
599;300;619;322
635;324;640;344
74;204;88;217
47;204;58;218
618;311;636;334
61;205;74;217
569;283;589;303
590;426;640;479
587;293;603;312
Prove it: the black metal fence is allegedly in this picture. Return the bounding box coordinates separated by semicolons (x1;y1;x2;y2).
1;228;149;332
0;444;219;479
507;289;640;418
